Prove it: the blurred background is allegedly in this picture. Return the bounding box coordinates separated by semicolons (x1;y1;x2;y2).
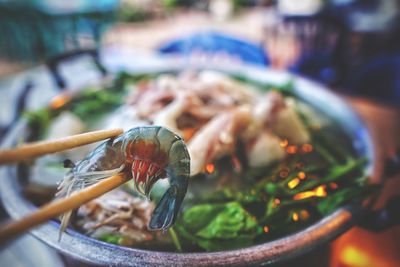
1;0;400;105
0;0;399;266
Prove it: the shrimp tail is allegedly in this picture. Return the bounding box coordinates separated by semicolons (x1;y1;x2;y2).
148;185;184;231
56;165;125;241
56;172;78;241
59;211;73;241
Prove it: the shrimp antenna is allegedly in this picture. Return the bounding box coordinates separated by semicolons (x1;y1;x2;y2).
0;128;125;245
0;173;130;246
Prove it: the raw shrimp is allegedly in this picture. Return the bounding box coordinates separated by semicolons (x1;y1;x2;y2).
57;126;190;239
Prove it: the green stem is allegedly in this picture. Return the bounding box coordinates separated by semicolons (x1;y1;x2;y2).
278;165;325;188
313;130;351;163
168;227;182;252
260;197;315;223
289;157;367;195
264;198;275;217
313;143;337;165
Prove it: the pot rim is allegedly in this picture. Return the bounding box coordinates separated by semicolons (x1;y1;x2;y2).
0;64;376;266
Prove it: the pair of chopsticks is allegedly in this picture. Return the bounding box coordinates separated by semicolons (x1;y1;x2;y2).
0;128;129;245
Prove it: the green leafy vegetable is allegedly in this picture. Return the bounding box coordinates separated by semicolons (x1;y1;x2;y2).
317;184;378;215
98;234;124;245
24;108;53;138
176;202;261;251
24;72;155;138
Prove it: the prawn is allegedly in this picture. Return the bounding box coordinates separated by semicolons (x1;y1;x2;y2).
57;126;190;239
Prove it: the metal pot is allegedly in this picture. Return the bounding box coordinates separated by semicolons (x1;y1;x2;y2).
0;63;397;266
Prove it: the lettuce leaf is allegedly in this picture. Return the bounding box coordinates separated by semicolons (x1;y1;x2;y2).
176;202;261;251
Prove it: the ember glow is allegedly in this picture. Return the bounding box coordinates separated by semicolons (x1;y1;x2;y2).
206;163;215;174
293;191;314;200
301;144;313;153
298;171;306;179
279;170;289;178
273;198;281;208
293;185;328;200
279;139;289;147
288;178;300;189
330;182;338;189
292;212;299;222
286;145;298;154
50;94;71;109
331;227;399;267
341;246;371;266
315;185;327;197
299;210;310;220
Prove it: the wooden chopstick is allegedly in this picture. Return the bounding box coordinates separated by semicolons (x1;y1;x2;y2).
0;173;130;245
0;128;124;165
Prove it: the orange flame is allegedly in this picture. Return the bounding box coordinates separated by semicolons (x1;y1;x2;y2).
298;171;306;180
50;94;71;109
286;145;298;154
330;182;338;189
273;198;281;208
293;191;315;200
340;246;371;267
292;212;299;222
300;210;310;220
315;185;328;197
288;178;300;189
206;163;215;174
280;139;289;148
301;144;313;153
293;185;327;200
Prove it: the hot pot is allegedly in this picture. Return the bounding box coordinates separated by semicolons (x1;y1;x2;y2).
0;62;397;266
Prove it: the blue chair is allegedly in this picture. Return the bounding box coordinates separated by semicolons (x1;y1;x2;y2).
158;31;270;67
